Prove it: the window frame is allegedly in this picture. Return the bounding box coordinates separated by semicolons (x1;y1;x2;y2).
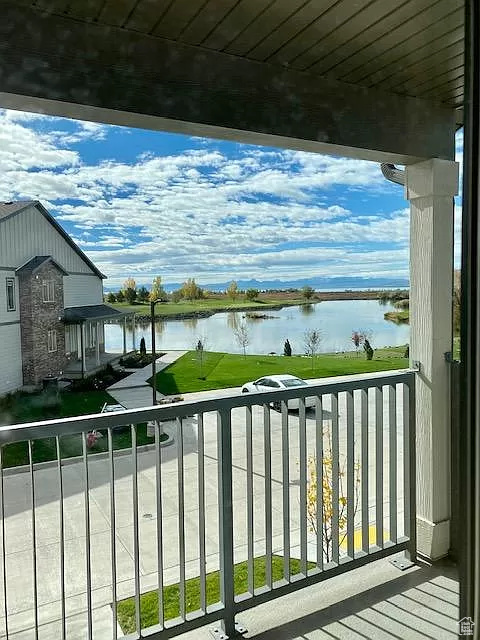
47;329;57;353
6;277;15;312
42;280;55;303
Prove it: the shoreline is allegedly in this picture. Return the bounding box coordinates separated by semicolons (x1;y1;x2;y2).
129;289;400;322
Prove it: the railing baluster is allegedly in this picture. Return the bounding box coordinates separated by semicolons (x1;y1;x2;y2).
404;380;417;561
299;397;307;575
56;436;66;640
315;395;323;570
264;404;272;589
375;387;384;549
197;414;207;612
246;406;254;595
28;440;39;640
281;400;290;581
132;424;141;634
361;389;369;554
217;409;235;637
107;428;118;640
82;433;93;640
154;421;164;628
389;385;398;544
0;447;9;640
331;393;340;564
346;391;355;559
177;417;186;620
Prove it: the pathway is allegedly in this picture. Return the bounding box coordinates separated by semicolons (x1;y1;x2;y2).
107;350;186;409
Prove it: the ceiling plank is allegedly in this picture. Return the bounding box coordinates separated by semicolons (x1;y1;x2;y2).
124;0;173;33
202;0;273;50
179;0;240;45
152;0;210;40
0;1;456;164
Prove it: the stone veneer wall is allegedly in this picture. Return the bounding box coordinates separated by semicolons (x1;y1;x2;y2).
19;262;67;385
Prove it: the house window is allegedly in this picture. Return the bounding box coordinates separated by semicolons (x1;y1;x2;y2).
42;280;55;302
6;278;15;311
47;330;57;353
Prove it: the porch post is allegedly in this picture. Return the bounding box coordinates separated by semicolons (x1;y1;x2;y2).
96;321;100;366
405;158;459;560
80;322;86;376
132;313;136;351
123;316;127;355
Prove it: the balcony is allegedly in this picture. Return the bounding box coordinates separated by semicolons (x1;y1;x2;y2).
0;368;458;640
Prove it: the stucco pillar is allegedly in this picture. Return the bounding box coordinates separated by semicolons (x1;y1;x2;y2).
405;158;459;560
132;313;136;351
123;316;127;355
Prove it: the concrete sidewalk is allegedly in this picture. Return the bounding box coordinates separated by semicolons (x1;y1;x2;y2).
107;350;186;409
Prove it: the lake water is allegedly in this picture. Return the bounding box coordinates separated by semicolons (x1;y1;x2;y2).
104;300;409;355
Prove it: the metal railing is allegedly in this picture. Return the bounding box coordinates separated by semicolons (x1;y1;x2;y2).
0;369;415;639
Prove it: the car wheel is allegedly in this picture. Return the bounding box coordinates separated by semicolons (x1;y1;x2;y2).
242;387;249;393
272;401;281;412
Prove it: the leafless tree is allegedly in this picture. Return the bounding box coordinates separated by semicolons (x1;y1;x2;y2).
234;323;250;358
304;329;322;369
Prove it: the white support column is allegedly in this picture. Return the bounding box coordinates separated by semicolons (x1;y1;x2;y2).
405;158;459;560
132;313;136;352
95;321;100;366
81;323;87;375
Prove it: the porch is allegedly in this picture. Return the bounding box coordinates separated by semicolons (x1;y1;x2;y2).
0;368;457;639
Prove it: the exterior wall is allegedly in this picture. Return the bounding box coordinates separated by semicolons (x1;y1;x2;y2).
0;324;22;395
19;262;68;385
0;269;20;324
64;274;103;308
0;204;95;274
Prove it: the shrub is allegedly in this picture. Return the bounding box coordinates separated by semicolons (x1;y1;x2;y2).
284;339;292;356
245;288;259;301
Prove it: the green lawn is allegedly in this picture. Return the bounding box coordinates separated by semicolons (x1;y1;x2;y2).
117;555;314;634
154;348;408;394
110;297;306;317
0;390;157;468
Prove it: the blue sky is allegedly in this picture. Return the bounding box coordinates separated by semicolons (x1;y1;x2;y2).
0;109;462;289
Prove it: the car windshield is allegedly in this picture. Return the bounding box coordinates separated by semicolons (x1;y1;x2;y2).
281;378;307;387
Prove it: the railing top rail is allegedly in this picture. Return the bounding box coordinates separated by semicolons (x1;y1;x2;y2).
0;368;416;444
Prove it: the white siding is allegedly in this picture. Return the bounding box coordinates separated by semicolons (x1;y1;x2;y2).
0;205;95;274
0;324;22;396
0;270;20;324
64;275;103;308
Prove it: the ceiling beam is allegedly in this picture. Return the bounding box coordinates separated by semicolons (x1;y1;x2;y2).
0;2;456;164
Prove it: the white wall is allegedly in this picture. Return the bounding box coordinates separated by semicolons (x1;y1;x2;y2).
0;204;95;274
63;275;103;308
0;324;22;396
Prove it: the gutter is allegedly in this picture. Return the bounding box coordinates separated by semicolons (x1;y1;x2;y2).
380;163;405;186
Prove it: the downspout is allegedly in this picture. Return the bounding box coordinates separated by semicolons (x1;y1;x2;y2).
380;163;405;186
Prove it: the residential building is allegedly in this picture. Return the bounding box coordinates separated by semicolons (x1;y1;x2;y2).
0;200;126;395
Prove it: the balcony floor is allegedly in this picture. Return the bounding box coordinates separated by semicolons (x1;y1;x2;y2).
177;556;459;640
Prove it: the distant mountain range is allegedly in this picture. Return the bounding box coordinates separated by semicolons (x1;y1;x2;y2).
105;276;409;293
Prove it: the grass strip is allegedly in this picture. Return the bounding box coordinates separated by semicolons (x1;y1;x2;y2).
117;555;315;633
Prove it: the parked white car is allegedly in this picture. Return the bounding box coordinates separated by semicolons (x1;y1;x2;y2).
241;374;317;410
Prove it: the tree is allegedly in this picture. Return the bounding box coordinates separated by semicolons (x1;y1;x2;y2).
195;337;208;379
284;339;292;356
137;286;149;303
181;278;203;300
116;289;125;302
124;286;137;305
351;330;363;356
233;323;250;358
226;280;239;301
363;338;374;360
106;292;116;303
171;289;183;303
245;288;259;301
306;428;361;562
301;285;315;300
304;329;322;369
123;276;137;305
150;276;166;302
139;337;146;356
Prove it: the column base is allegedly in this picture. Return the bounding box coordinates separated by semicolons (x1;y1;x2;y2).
416;516;450;561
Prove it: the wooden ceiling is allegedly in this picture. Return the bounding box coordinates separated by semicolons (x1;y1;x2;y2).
28;0;464;110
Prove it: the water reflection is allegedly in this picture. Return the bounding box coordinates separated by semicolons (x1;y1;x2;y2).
105;300;409;355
